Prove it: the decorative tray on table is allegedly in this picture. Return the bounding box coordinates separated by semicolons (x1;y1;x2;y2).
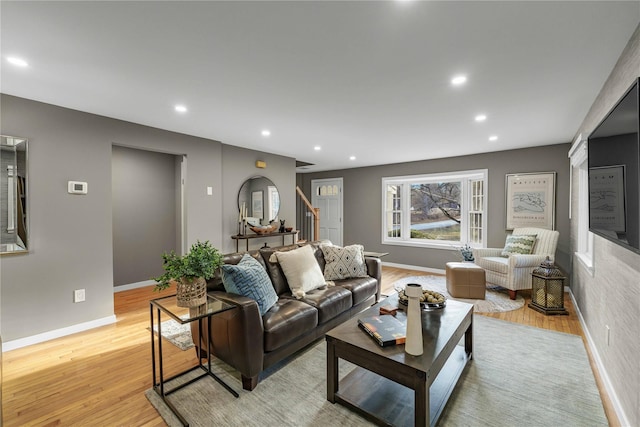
250;225;277;235
395;285;447;310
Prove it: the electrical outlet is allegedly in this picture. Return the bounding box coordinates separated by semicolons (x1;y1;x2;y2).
74;289;86;303
606;325;610;346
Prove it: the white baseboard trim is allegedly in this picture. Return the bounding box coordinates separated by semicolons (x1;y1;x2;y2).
569;289;629;426
2;315;117;352
382;261;445;276
114;279;156;292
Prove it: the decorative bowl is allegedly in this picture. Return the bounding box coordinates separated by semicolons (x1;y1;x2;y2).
285;227;293;232
395;284;446;309
250;225;277;235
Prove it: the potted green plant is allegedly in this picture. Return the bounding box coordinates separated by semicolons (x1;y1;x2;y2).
153;240;223;307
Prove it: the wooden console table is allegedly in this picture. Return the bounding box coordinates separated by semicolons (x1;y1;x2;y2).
231;230;299;252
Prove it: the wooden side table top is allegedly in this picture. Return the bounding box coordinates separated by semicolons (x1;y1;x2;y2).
363;251;389;258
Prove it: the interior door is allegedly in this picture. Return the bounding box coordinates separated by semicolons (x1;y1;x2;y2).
312;178;343;246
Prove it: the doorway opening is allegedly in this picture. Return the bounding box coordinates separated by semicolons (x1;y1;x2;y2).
111;146;185;288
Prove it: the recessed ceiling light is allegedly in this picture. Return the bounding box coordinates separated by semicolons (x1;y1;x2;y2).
349;156;356;161
475;114;487;122
451;75;467;86
489;135;498;142
314;146;321;151
261;130;271;137
7;56;28;67
174;105;188;113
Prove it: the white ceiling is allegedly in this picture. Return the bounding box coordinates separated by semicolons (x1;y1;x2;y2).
1;1;639;172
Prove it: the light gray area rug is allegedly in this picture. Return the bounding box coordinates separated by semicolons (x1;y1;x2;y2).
149;316;194;351
392;275;525;313
145;315;607;427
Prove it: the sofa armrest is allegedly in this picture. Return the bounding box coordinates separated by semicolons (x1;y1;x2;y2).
365;256;382;302
191;291;264;381
473;247;503;258
509;254;551;268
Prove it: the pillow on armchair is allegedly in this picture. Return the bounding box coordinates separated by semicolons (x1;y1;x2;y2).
501;234;537;257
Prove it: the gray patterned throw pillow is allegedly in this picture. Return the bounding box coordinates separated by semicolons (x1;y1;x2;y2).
501;234;537;257
321;244;368;280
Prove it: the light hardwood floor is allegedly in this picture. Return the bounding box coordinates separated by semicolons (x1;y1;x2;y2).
2;266;619;426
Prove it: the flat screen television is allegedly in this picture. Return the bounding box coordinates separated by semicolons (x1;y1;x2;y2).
588;78;640;254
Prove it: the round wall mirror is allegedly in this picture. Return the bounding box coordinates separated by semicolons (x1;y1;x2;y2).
238;176;280;225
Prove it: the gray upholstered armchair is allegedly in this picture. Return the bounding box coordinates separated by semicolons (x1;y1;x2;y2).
472;227;559;299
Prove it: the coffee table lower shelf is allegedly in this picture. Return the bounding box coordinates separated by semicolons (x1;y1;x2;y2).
333;345;469;427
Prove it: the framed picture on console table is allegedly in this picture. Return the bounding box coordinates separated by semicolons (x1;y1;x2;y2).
505;172;556;230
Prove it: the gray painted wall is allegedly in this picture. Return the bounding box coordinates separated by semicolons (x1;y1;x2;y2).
300;143;571;273
221;144;297;254
569;24;640;427
111;145;177;286
0;94;296;342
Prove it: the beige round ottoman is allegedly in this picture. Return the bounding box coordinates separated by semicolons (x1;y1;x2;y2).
445;262;486;299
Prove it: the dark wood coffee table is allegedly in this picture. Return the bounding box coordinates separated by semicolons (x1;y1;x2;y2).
326;294;473;427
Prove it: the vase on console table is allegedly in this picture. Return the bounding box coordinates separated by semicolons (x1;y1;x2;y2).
404;283;424;356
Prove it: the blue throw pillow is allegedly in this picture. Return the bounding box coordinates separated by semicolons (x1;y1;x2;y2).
221;253;278;316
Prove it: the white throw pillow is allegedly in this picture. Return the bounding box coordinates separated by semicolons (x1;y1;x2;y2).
321;244;368;280
271;245;327;299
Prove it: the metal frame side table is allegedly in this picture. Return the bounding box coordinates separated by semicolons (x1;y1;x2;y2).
150;294;238;426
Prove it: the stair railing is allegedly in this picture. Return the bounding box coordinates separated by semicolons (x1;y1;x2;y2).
296;186;319;242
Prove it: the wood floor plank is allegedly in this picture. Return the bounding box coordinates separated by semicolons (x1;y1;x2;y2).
1;267;620;426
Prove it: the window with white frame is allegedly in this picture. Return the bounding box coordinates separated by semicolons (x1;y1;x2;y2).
382;170;487;248
569;135;594;274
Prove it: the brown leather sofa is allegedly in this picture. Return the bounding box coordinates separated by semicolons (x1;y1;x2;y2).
192;241;381;391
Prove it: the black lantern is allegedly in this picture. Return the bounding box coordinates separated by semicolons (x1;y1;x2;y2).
529;257;568;315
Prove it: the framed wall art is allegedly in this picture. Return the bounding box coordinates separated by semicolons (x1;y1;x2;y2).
505;172;556;230
589;165;626;233
252;190;264;220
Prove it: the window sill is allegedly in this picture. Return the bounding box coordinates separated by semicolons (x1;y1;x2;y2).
574;252;594;277
382;240;465;251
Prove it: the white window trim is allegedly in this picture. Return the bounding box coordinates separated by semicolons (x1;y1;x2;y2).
569;134;595;276
381;169;488;250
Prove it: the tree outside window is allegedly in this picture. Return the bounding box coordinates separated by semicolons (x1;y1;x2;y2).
410;182;462;241
383;170;487;248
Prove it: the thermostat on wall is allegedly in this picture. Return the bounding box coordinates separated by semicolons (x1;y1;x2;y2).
68;181;88;194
